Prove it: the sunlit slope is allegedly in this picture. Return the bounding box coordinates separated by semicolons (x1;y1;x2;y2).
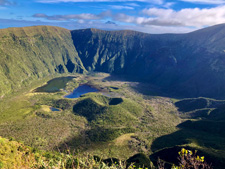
2;23;225;98
0;26;85;97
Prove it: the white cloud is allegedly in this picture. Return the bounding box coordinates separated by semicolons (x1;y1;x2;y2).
111;5;225;33
180;0;225;4
32;5;225;33
79;20;195;34
30;0;225;34
33;11;111;20
136;6;225;27
163;2;175;8
0;17;198;34
133;25;196;34
113;13;136;23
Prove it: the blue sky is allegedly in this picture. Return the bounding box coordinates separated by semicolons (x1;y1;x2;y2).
1;0;225;33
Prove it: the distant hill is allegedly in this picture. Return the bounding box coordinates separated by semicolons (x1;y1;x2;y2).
2;24;225;98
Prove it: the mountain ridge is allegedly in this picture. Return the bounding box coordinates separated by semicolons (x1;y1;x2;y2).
72;24;225;98
1;24;225;98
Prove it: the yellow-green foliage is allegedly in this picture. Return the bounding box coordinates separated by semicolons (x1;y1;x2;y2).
1;135;212;169
171;148;211;169
0;136;36;168
0;136;139;169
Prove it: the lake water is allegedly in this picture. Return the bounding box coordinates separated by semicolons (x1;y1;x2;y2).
34;77;99;98
35;76;74;93
50;107;60;111
64;84;99;98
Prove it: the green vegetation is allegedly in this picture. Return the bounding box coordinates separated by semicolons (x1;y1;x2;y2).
172;97;223;122
0;74;183;167
71;26;225;98
0;136;37;168
156;148;212;169
0;73;224;168
0;136;213;169
73;93;143;126
0;136;136;169
34;76;75;92
2;24;225;98
0;74;222;168
0;26;85;97
149;97;225;169
1;25;225;168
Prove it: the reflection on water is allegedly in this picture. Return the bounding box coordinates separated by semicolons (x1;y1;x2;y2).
64;84;98;99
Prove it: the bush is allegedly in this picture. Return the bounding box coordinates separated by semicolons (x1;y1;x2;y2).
158;148;213;169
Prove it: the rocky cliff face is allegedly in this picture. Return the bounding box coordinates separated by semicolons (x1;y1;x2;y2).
1;24;225;98
71;24;225;98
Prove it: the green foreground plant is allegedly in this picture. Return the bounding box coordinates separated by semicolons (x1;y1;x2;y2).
0;136;213;169
157;148;212;169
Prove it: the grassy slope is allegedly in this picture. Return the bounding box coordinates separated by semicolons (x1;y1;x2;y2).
73;93;143;126
72;25;225;99
0;136;37;168
150;97;225;168
0;74;182;165
0;26;85;97
0;90;87;151
1;73;224;168
0;136;137;169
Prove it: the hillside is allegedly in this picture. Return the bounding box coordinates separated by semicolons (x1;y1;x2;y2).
1;24;225;168
0;73;182;168
0;136;141;169
0;26;85;97
1;24;225;98
71;24;225;98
